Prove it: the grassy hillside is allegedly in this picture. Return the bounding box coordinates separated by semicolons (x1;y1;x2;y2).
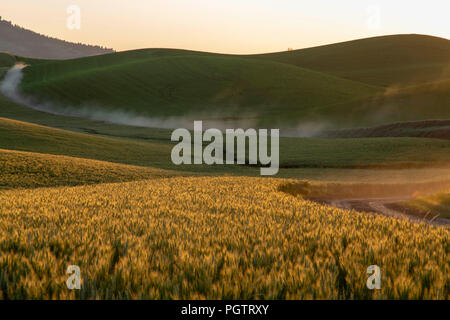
254;35;450;127
365;79;450;120
15;55;55;66
3;95;450;185
278;78;450;128
0;116;190;170
0;89;174;141
0;116;264;176
344;79;450;126
3;105;450;183
2;117;450;173
323;119;450;140
255;34;450;87
0;53;16;68
0;148;176;189
2;87;450;172
19;50;378;128
0;177;448;299
279;136;450;168
16;34;450;129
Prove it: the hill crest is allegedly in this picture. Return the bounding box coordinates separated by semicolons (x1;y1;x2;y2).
0;19;114;59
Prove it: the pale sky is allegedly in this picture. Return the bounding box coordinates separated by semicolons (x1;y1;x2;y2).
1;0;449;53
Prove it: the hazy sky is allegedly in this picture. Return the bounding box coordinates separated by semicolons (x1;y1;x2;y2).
1;0;449;53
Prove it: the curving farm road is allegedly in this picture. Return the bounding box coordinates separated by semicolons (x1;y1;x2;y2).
319;196;450;226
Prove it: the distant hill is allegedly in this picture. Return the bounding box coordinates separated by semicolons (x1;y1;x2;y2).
0;20;114;59
12;34;450;129
254;34;450;87
19;49;379;127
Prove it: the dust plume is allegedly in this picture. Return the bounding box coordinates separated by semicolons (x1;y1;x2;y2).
0;64;198;130
0;64;328;136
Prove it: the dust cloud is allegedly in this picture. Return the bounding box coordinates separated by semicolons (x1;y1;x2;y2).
1;64;329;136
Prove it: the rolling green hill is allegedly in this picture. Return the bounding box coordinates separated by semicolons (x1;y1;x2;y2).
2;90;450;184
0;116;177;170
15;34;450;129
277;77;450;128
0;116;260;175
0;88;176;141
356;78;450;123
254;34;450;87
2;116;450;173
19;50;379;128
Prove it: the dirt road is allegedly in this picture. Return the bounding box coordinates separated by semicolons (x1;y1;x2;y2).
314;196;450;226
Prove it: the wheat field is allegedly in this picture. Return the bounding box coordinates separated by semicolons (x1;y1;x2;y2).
0;176;448;299
0;148;179;190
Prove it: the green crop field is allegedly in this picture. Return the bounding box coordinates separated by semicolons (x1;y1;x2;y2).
19;51;379;128
255;34;450;87
2;117;450;176
0;53;16;68
15;34;450;129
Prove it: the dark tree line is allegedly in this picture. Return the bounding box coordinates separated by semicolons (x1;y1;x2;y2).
0;19;115;59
